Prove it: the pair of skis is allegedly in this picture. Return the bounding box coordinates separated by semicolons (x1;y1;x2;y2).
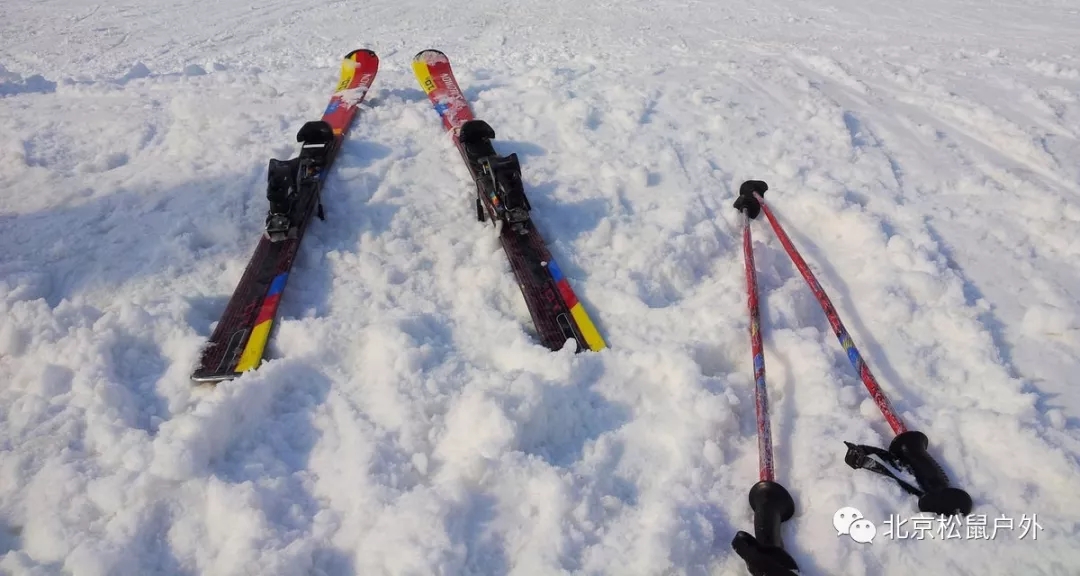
191;49;604;383
730;181;973;575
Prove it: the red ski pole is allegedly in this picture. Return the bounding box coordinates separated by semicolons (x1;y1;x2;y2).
730;182;798;576
736;180;971;517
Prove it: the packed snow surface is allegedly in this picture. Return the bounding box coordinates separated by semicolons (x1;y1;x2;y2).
2;0;1079;574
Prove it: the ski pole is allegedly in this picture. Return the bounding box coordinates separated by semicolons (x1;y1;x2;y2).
731;181;799;576
735;180;972;517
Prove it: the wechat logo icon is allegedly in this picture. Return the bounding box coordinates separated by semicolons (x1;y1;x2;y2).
833;507;876;544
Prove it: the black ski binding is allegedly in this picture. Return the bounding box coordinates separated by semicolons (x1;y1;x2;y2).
263;120;335;242
458;119;532;229
297;119;334;148
265;157;301;242
479;153;531;225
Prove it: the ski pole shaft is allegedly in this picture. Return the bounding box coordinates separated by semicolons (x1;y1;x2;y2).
754;193;907;436
742;212;775;483
732;181;799;576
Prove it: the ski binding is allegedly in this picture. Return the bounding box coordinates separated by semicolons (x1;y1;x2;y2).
264;120;335;242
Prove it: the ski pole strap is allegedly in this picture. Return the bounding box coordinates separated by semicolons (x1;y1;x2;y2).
843;441;924;497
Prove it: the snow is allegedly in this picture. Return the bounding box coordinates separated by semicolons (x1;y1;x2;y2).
2;0;1079;574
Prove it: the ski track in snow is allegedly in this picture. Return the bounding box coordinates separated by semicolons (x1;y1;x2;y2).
2;0;1080;574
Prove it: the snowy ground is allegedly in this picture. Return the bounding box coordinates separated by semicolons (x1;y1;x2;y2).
2;0;1080;574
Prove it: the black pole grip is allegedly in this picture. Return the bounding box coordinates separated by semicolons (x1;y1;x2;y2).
731;481;799;575
890;431;973;516
731;531;799;576
734;180;769;220
749;480;794;548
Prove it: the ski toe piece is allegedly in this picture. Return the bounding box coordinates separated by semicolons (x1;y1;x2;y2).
297;120;334;144
460;119;496;144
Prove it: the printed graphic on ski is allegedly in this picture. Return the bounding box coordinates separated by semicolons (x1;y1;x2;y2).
192;49;379;383
412;49;606;352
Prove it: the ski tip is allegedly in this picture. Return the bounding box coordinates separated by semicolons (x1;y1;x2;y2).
344;48;379;62
413;49;448;64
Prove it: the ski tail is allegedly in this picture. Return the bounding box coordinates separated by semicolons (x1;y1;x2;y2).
545;258;606;351
232;272;287;372
191;49;379;384
192;243;288;383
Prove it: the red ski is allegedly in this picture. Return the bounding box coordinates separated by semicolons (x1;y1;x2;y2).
192;49;379;383
412;49;606;352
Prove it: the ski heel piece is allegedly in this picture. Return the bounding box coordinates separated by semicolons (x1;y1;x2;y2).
479;153;530;224
844;433;972;516
265;158;302;241
266;158;299;213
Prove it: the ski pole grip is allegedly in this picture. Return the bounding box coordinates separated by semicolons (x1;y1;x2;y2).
732;482;799;576
734;180;769;219
889;431;973;516
748;480;795;548
731;530;799;576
